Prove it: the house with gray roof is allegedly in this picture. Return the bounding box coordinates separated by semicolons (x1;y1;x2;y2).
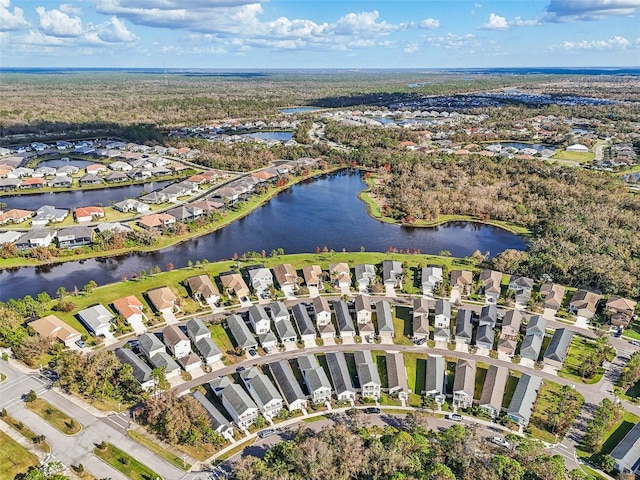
268;360;307;412
192;391;234;440
115;348;154;390
79;173;103;186
57;225;93;248
476;324;495;350
291;303;316;341
248;267;273;298
354;350;381;399
138;332;166;360
314;296;335;339
413;297;431;340
334;300;356;337
382;260;403;289
297;355;332;404
455;309;474;344
434;299;451;329
526;315;547;337
240;367;283;419
479;365;507;418
15;229;57;249
386;352;409;400
258;330;278;350
218;383;259;430
479;304;498;327
226;314;257;351
611;421;640;476
48;176;73;187
186;317;210;343
113;199;150;213
509;275;534;306
375;300;395;339
520;334;544;362
543;328;573;369
507;374;541;426
453;359;476;409
274;314;297;344
422;266;443;297
424;355;446;404
195;337;222;365
269;301;289;323
77;304;113;336
150;351;181;379
354;264;376;293
32;205;68;227
248;304;271;335
325;352;357;401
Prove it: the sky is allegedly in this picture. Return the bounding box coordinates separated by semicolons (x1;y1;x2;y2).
1;0;639;69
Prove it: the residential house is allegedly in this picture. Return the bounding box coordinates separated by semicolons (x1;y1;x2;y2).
329;263;351;290
507;374;542;427
56;165;79;176
74;206;105;223
520;334;544;362
354;350;381;399
15;229;57;250
382;260;403;289
0;209;33;225
192;391;234;440
412;297;431;340
376;300;395;339
109;160;133;172
386;352;409;400
138;213;176;231
297;355;332;404
95;222;132;234
149;351;181;379
112;296;146;334
216;381;259;430
610;422;640;476
86;164;107;174
258;330;278;350
453;359;476;409
185;317;210;343
166;205;202;222
291;303;316;341
226;314;257;351
479;365;508;418
163;325;191;359
247;267;274;298
240;367;284;419
543;328;573;369
28;315;81;348
476;324;495;350
104;170;129;183
450;270;474;297
177;353;202;373
56;226;93;248
606;297;638;328
509;276;534;306
268;360;307;412
540;282;565;312
33;166;56;177
455;309;474;344
0;231;21;244
113;199;150;213
146;286;178;316
186;275;220;305
32;205;68;226
424;356;446;404
479;304;498;327
195;336;222;366
434;298;451;342
115;348;154;390
272;304;297;343
302;265;323;292
354;294;372;324
421;266;443;296
325;352;357;402
138;332;166;360
354;264;376;293
313;296;335;338
272;263;298;296
219;273;250;299
47;176;72;188
79;173;103;186
526;315;547;337
0;178;21;191
569;290;601;319
77;304;113;336
498;310;522;356
479;269;503;304
20;177;45;189
248;305;271;335
334;300;356;337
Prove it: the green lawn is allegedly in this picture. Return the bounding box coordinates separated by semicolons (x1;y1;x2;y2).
502;371;522;409
0;430;39;479
26;398;82;435
94;443;161;480
600;412;640;455
558;337;602;384
209;324;236;363
372;350;388;388
1;415;51;453
403;352;427;397
474;367;487;400
529;381;584;443
128;430;191;471
551;150;595;163
393;306;413;345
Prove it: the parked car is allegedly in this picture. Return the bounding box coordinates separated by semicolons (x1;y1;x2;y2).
446;413;463;422
75;339;87;348
364;407;381;414
248;348;258;357
257;428;277;438
490;436;510;448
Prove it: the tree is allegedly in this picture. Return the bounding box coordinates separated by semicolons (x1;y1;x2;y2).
56;287;67;300
83;280;97;294
493;455;524;480
24;389;37;402
151;366;169;392
597;454;616;473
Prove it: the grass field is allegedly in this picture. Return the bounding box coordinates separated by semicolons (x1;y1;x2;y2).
403;351;428;402
551;149;595;163
558;337;601;384
0;430;39;479
600;412;640;455
529;381;584;443
1;415;51;453
393;306;414;345
128;430;191;471
26;398;82;435
94;443;161;480
501;371;522;409
372;350;388;388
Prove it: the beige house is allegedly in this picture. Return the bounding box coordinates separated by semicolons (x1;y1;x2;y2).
569;290;601;319
146;286;178;316
302;265;323;290
28;315;81;348
272;263;299;296
186;274;220;305
219;273;250;298
607;297;637;327
540;282;566;311
450;270;473;300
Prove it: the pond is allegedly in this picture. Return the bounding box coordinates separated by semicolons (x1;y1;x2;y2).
240;131;293;141
280;107;321;114
499;142;554;151
36;158;94;169
0;171;526;301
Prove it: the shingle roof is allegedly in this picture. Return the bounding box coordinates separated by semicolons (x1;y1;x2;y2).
240;367;282;409
291;304;315;336
376;300;394;334
163;324;189;348
150;351;180;373
424;356;445;394
507;374;541;425
334;300;355;333
543;328;573;364
455;309;474;339
386;352;408;394
186;275;219;300
520;333;544;361
325;352;356;395
479;365;507;412
192;391;232;431
221;383;258;416
195;337;222;360
611;422;640;471
453;359;476;395
186;317;210;342
138;332;165;358
115;348;152;384
526;315;547;336
269;360;306;407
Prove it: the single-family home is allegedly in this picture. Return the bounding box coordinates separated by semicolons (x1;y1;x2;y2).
334;300;356;337
313;296;335;338
74;206;105;223
56;165;79;176
248;304;271;335
376;300;395;340
479;269;503;303
424;356;446;404
354;350;381;399
386;352;409;400
329;263;351;290
325;352;357;401
455;309;474;344
422;266;443;297
268;360;307;412
86;164;107;174
0;178;21;191
15;229;57;250
33;166;56;177
268;301;288;324
112;296;145;334
0;231;21;244
56;225;93;248
476;324;495;350
186;275;220;305
291;303;316;341
272;263;298;296
453;359;476;409
145;286;178;316
479;304;498;327
163;325;191;359
479;365;508;418
138;332;166;360
382;260;403;289
77;304;113;336
412;297;431;340
115;348;154;390
526;315;547;337
569;290;601;319
297;354;332;404
520;334;544;362
354;294;372;324
79;173;103;186
149;351;181;379
258;330;278;350
195;336;222;366
109;160;133;172
177;353;203;372
185;317;210;344
138;213;176;231
113;199;150;213
497;310;522;356
28;315;81;348
20;177;45;189
247;267;273;298
219;272;250;299
509;275;534;306
32;205;68;226
219;382;259;430
354;264;376;293
0;209;33;225
507;374;541;427
611;421;640;476
450;270;474;297
226;314;257;351
104;171;129;183
240;367;284;418
434;299;451;329
606;297;638;328
192;391;234;440
543;328;573;369
273;308;297;344
47;176;73;188
302;265;323;292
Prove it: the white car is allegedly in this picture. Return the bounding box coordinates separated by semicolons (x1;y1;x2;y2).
490;436;510;448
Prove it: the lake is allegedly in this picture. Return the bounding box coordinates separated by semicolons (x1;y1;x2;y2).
37;158;94;169
240;131;293;141
1;180;175;211
280;107;321;114
499;142;554;151
0;171;526;301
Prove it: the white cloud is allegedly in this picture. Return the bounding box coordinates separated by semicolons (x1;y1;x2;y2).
333;10;405;36
20;30;69;46
545;0;640;21
88;16;138;43
425;33;479;49
0;0;29;31
471;3;482;15
36;6;83;37
419;18;440;29
404;41;419;53
59;3;83;16
511;16;540;26
554;35;632;50
479;13;509;30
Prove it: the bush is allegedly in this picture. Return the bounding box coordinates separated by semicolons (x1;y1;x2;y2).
489;350;499;359
24;390;37;402
511;355;521;364
0;408;7;417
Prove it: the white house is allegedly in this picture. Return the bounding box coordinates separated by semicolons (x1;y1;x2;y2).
248;304;271;335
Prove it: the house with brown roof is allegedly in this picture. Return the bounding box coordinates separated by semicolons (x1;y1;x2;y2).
272;263;299;296
186;274;220;305
163;325;191;359
138;213;176;231
302;265;323;292
112;295;146;334
569;290;601;319
450;270;473;300
607;297;638;327
0;209;33;225
540;282;566;312
219;272;250;299
74;206;105;223
479;269;502;304
146;286;178;316
329;263;351;290
29;315;81;348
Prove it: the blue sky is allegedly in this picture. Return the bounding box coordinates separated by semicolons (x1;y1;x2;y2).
1;0;639;68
